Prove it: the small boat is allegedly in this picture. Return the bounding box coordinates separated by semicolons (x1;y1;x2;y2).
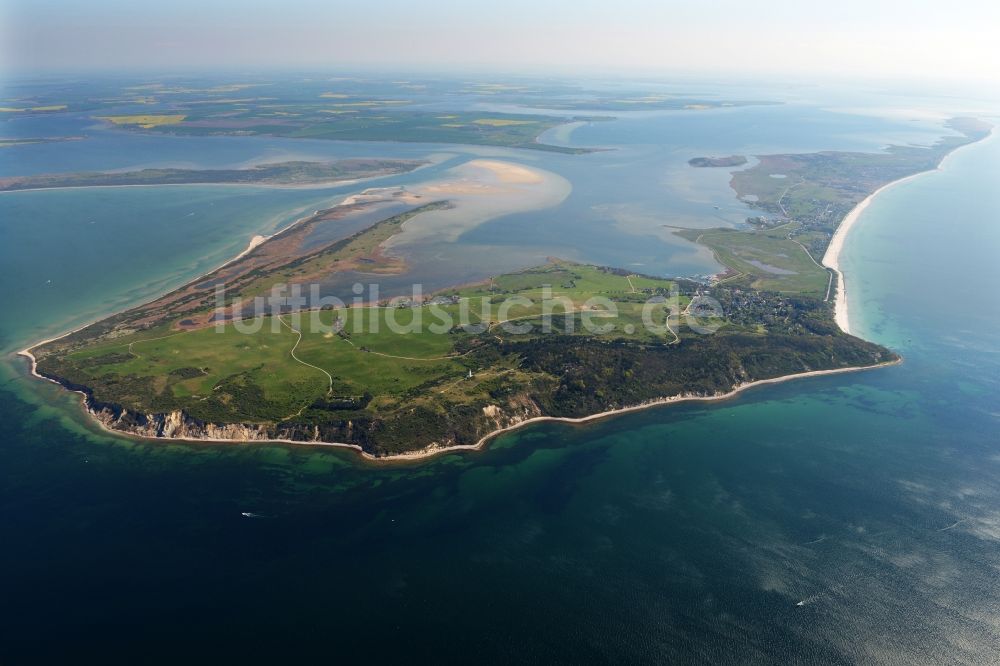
241;511;262;518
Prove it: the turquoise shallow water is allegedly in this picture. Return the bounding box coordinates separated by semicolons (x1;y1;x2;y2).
1;96;999;664
0;185;347;349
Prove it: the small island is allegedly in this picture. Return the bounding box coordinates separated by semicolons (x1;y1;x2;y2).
688;155;748;168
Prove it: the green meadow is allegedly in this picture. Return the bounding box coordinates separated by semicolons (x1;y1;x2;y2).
678;226;830;296
49;263;692;424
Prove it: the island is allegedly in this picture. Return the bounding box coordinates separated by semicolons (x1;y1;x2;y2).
688;155;748;168
20;117;991;460
94;109;602;154
0;136;84;148
0;159;426;192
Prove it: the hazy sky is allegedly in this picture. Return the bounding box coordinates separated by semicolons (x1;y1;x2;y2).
4;0;999;84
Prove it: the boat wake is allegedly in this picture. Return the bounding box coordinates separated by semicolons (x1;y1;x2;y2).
795;594;821;607
938;518;968;532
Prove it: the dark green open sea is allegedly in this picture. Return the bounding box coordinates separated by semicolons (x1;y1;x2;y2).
1;88;998;664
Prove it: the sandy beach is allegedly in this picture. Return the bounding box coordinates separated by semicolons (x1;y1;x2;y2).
822;129;993;335
822;174;926;335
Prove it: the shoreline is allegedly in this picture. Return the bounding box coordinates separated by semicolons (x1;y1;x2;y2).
15;201;340;368
821;173;928;334
28;358;901;463
822;128;994;335
535;120;587;148
371;359;902;462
